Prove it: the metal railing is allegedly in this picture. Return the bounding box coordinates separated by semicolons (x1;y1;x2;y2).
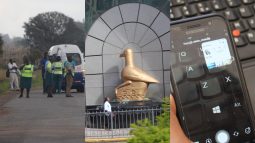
85;107;163;139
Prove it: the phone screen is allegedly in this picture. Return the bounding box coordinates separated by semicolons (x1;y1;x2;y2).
170;16;254;143
202;38;232;70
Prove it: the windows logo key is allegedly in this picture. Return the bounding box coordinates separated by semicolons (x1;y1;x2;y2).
212;106;221;114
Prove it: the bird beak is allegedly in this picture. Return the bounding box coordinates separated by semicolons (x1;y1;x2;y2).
120;53;124;57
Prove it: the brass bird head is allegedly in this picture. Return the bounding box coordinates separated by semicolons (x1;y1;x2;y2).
120;48;133;57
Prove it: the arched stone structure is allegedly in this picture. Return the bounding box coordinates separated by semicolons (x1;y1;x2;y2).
85;3;170;105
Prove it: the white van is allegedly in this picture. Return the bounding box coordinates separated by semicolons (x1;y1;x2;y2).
48;44;85;92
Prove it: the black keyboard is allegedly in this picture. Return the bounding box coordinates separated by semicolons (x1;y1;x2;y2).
170;0;255;61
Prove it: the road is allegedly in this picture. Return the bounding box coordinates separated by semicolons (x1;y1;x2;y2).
0;90;85;143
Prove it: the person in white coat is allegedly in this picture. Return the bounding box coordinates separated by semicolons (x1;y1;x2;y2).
104;97;112;129
8;59;19;91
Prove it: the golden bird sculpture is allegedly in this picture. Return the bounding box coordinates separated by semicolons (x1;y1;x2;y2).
115;48;159;101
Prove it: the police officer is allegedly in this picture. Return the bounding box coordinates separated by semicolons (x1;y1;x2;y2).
40;52;48;93
64;56;75;97
45;56;53;98
19;57;34;98
52;56;63;94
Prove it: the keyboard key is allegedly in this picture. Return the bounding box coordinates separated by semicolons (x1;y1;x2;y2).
200;77;221;97
241;0;255;4
170;7;183;20
221;74;234;93
198;47;204;57
171;0;185;6
226;0;241;7
247;32;255;43
232;20;249;32
205;99;233;124
233;98;249;117
223;10;238;21
211;0;227;11
234;36;247;47
186;64;205;79
232;29;241;37
179;50;194;63
183;104;204;130
247;18;255;29
178;82;199;105
238;6;253;18
197;2;212;14
252;4;255;11
221;72;243;95
187;0;204;3
182;5;197;17
223;75;233;83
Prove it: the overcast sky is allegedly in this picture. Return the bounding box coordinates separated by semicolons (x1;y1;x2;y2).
0;0;85;38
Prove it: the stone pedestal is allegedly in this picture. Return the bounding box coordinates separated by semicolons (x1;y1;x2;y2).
116;82;148;101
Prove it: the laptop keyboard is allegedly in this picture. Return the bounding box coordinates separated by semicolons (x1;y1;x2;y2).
170;0;255;61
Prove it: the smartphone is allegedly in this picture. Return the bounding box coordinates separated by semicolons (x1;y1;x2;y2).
170;15;255;143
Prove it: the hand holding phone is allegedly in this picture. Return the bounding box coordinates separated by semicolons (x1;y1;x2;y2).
170;15;255;143
170;95;191;143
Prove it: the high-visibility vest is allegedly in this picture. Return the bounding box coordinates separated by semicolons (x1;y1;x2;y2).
46;61;52;73
53;62;63;75
21;64;33;77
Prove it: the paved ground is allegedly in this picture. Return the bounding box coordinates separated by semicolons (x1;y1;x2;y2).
0;90;85;143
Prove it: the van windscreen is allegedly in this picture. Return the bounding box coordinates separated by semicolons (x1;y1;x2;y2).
66;53;81;66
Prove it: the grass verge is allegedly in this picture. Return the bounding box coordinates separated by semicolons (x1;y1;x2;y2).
0;80;9;94
0;70;43;95
31;70;43;89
